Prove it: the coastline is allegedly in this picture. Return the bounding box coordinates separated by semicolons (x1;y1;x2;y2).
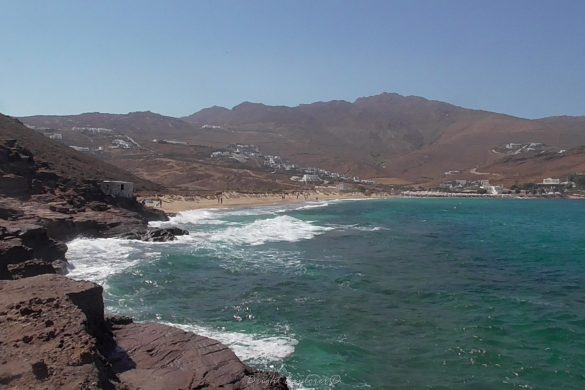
147;191;583;215
147;191;398;214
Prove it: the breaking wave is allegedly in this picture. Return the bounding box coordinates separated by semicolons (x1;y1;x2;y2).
203;215;332;246
66;237;160;284
149;209;224;228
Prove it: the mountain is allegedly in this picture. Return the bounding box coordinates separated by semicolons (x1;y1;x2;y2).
20;93;585;187
183;93;585;182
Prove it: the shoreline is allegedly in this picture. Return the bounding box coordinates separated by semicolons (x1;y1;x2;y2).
144;191;398;214
142;191;582;215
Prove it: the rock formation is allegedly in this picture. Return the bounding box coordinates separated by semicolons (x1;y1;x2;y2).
0;138;169;280
118;227;189;242
0;275;288;389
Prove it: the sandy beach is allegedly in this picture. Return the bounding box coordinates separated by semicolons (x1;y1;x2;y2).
140;191;396;214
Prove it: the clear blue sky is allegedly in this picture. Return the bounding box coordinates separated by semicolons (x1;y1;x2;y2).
1;0;584;118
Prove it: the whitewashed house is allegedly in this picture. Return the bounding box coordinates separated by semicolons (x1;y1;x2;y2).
100;181;134;198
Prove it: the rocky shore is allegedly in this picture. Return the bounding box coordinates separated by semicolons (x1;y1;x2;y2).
0;137;178;279
0;275;287;389
0;134;288;388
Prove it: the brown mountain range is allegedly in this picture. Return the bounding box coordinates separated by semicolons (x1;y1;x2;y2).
19;93;585;188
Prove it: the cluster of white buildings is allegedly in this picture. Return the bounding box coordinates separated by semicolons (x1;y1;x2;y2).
210;144;375;186
440;179;504;194
112;139;131;149
71;127;114;134
293;168;374;185
47;133;62;140
437;177;575;196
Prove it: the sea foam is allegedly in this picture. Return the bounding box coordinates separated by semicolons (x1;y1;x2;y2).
159;321;297;364
66;237;157;284
149;209;225;228
204;215;332;246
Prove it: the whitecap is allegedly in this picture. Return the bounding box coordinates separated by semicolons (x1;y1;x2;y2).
289;201;330;211
352;226;387;232
149;209;224;228
66;237;160;284
204;215;332;246
326;223;387;232
159;321;297;364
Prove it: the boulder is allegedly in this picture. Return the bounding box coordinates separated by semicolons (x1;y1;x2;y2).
119;227;189;242
142;227;189;242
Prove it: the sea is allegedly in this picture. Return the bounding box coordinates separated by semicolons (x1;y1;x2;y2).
66;198;585;389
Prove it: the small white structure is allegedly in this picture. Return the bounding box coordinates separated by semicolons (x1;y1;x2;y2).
487;185;503;195
505;143;522;150
112;139;131;149
301;174;321;183
70;146;90;152
542;178;560;185
142;198;162;208
100;181;134;198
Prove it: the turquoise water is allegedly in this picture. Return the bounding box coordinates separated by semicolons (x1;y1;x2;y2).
68;199;585;389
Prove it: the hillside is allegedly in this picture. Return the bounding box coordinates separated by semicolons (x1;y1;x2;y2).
19;93;585;187
479;145;585;185
183;94;585;182
0;114;163;192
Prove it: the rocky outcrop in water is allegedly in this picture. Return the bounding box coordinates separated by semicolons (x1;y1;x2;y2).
0;275;288;389
119;226;189;242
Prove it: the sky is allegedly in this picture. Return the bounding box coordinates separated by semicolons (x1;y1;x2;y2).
1;0;585;119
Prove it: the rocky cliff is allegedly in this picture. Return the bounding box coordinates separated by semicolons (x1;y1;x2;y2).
0;275;288;389
0;137;169;280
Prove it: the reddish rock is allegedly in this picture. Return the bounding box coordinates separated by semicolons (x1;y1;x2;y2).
0;275;115;389
0;275;288;390
6;259;56;279
109;322;288;389
0;222;67;280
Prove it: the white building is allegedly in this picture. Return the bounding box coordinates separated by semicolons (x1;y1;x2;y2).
70;146;90;152
542;178;560;185
301;174;321;183
112;139;131;149
100;181;134;198
142;198;162;208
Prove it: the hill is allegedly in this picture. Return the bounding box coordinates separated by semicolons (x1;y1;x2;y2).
19;93;585;187
0;114;163;192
